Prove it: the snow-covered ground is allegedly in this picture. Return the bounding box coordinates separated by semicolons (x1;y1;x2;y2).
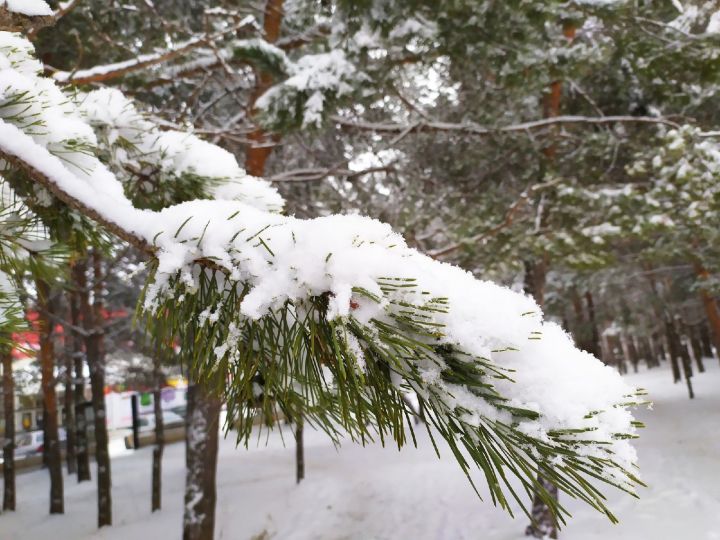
3;362;719;540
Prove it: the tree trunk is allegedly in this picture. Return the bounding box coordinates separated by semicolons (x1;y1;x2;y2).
151;354;165;512
78;251;112;527
36;278;64;514
295;415;304;484
69;267;91;482
664;320;682;384
183;382;221;540
2;346;15;511
646;334;659;368
525;476;559;539
63;304;77;475
686;325;705;373
619;334;634;373
584;291;601;359
244;0;284;176
699;324;714;359
674;321;695;399
693;262;720;364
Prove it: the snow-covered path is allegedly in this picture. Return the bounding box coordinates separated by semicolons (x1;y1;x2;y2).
2;363;719;540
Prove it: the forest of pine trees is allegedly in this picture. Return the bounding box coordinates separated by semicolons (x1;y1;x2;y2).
0;1;719;539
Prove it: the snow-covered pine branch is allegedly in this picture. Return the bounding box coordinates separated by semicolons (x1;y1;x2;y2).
0;31;645;521
332;115;680;137
51;21;282;86
77;88;283;212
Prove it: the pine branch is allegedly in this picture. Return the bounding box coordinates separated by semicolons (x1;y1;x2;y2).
0;135;152;254
430;178;563;258
333;115;680;137
51;20;255;86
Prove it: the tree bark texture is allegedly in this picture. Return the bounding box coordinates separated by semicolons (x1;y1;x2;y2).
245;0;284;176
3;346;15;511
70;265;91;482
151;354;165;512
63;303;77;475
78;252;112;527
182;382;221;540
36;278;64;514
694;262;720;364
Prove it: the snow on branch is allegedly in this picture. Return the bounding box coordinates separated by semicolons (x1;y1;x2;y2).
52;20;259;86
0;31;645;520
78;88;284;212
1;0;52;17
333;114;680;137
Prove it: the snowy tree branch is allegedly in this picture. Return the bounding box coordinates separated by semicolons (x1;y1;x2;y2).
334;115;680;137
52;20;254;85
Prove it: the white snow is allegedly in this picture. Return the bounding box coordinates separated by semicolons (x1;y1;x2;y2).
255;50;356;127
1;363;718;539
3;0;52;16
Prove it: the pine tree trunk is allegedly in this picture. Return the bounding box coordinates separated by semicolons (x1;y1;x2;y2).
674;321;694;399
245;0;284;176
693;262;720;364
183;382;221;540
664;320;682;384
36;278;64;514
78;252;112;527
620;334;637;373
295;415;304;484
584;291;601;359
63;309;77;475
151;355;164;512
699;324;714;359
688;326;705;373
69;269;91;483
2;345;15;511
525;476;559;539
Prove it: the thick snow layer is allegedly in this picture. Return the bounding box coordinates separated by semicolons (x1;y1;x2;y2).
1;364;718;540
3;0;52;16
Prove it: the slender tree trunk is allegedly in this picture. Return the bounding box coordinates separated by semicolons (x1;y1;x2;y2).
42;403;49;468
78;251;112;527
151;354;165;512
584;291;601;359
36;278;64;514
664;320;682;384
699;324;715;359
63;306;77;475
183;382;221;540
674;321;695;399
693;262;720;364
526;476;559;539
245;0;284;176
69;268;91;482
2;346;15;511
295;415;304;484
686;324;705;373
